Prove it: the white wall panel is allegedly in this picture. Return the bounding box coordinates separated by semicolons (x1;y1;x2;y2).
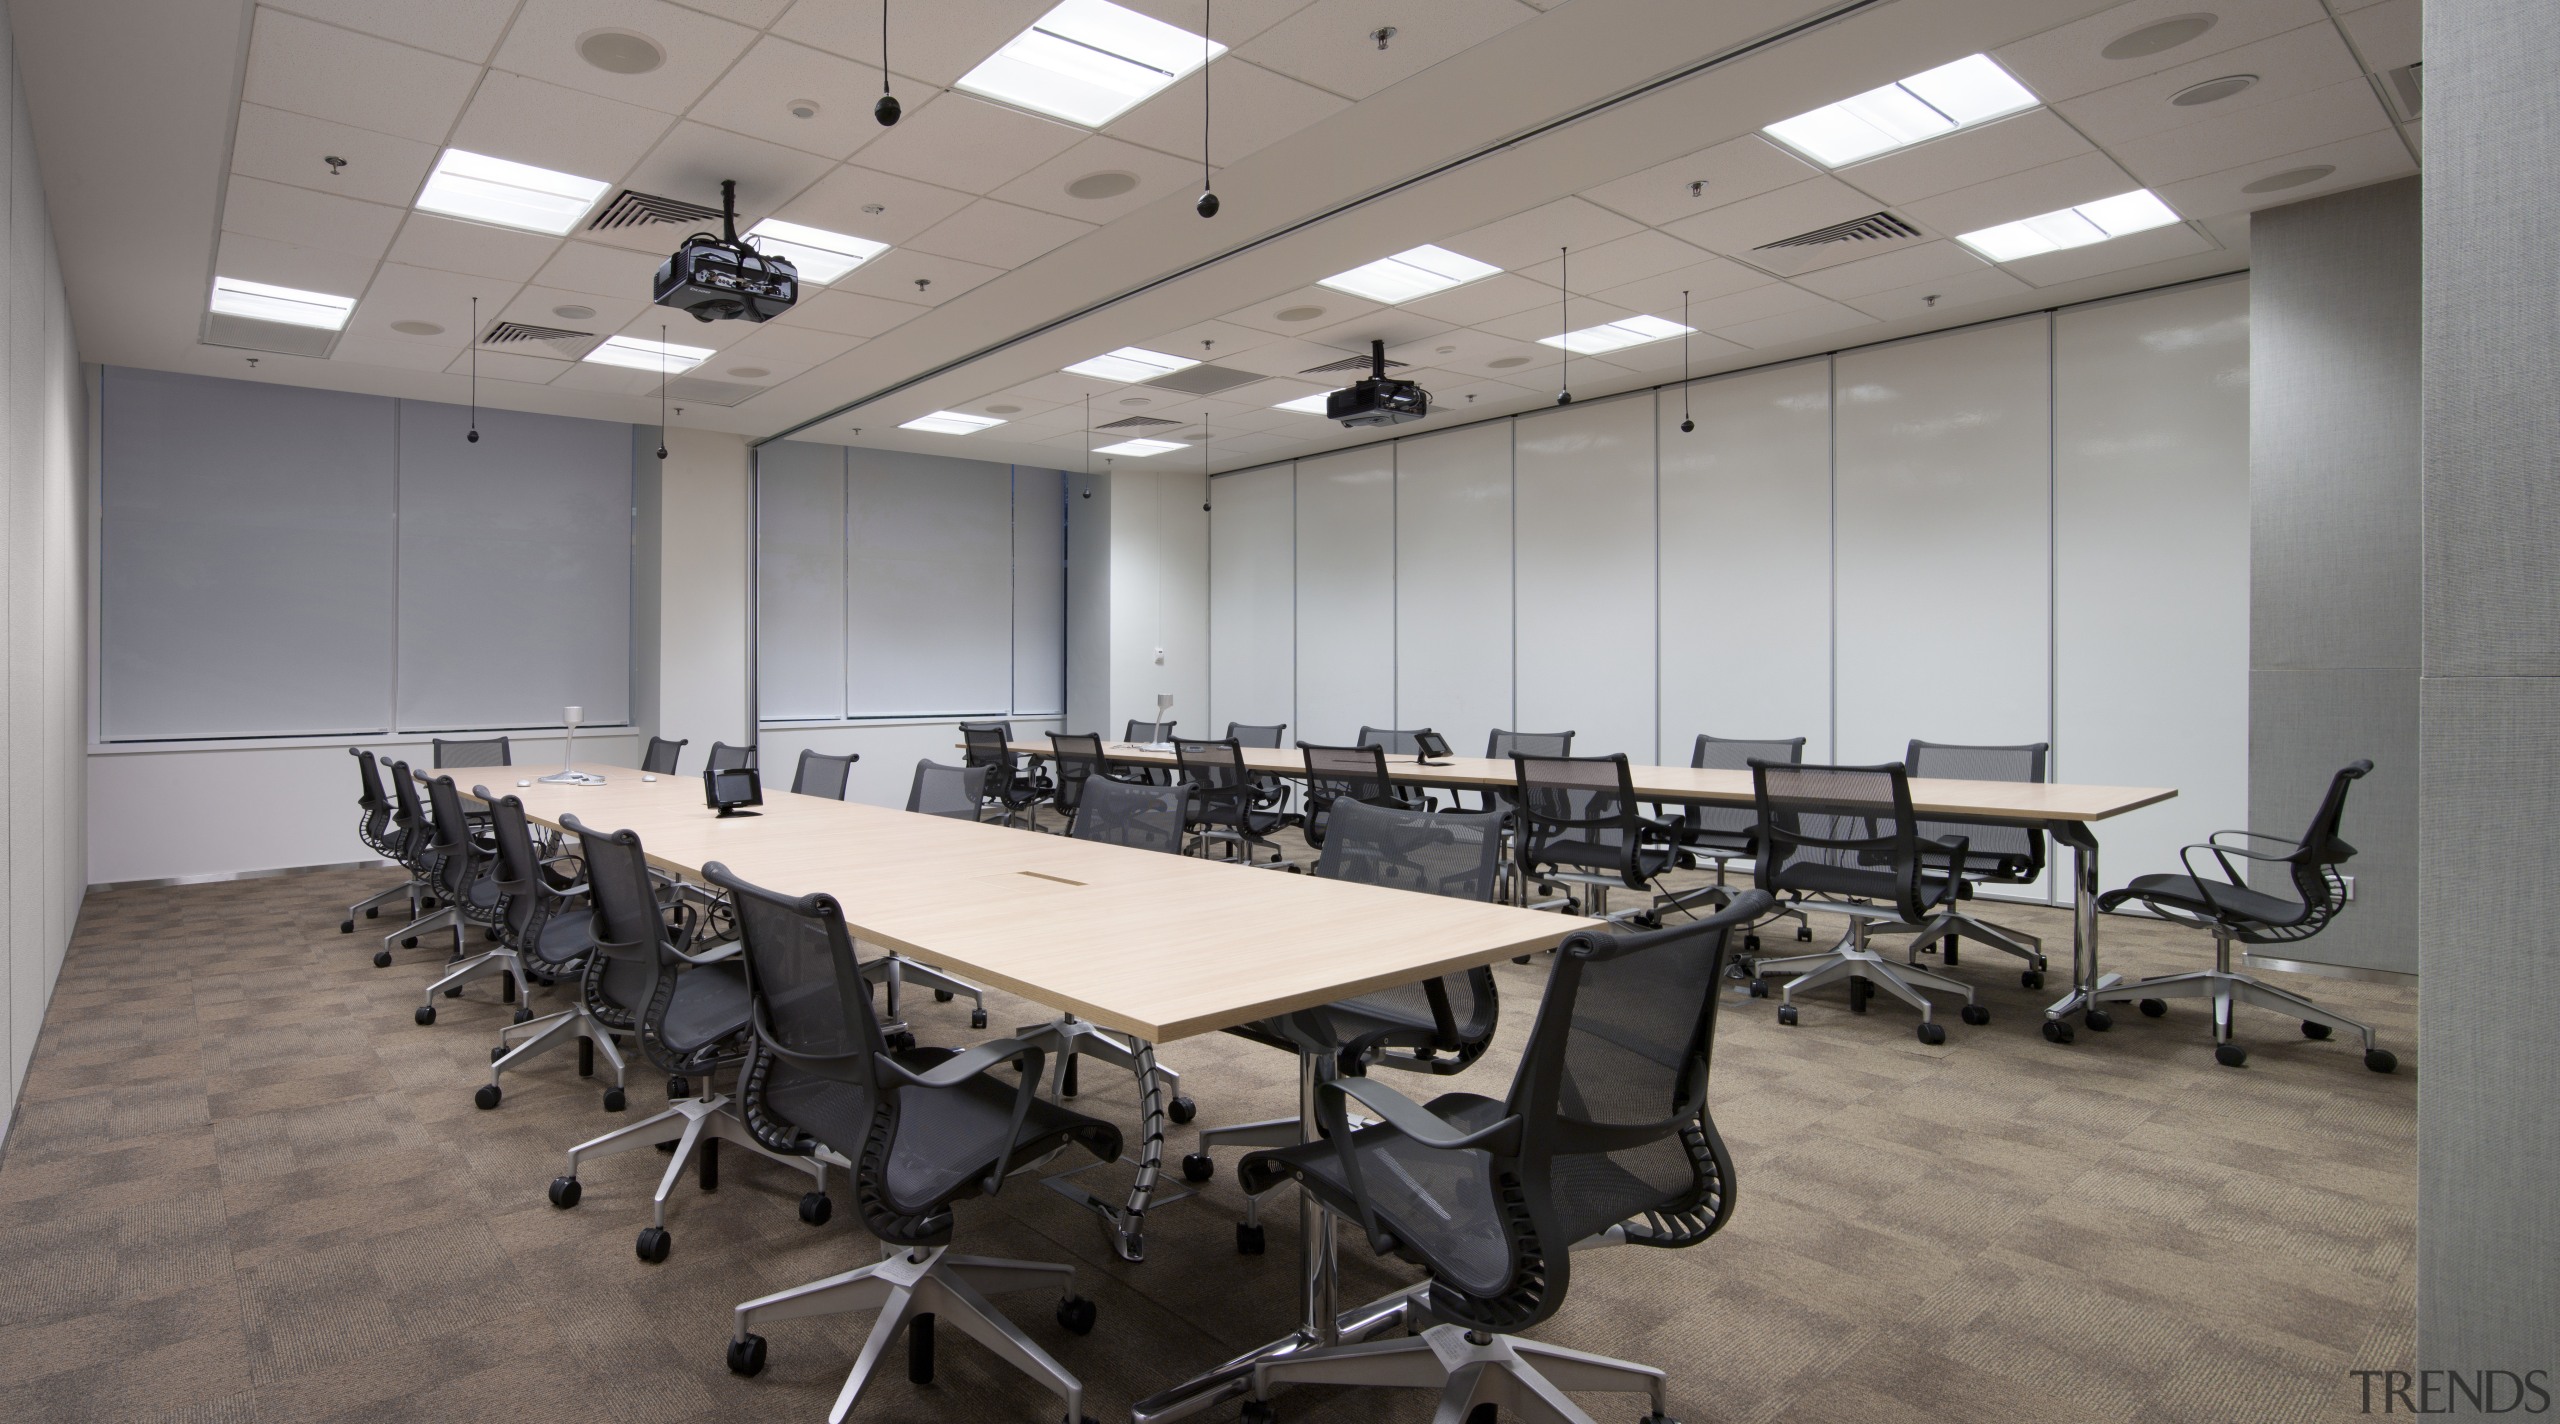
1107;468;1207;736
844;450;1013;716
1011;468;1066;715
1834;317;2053;765
1395;423;1513;751
1208;465;1294;738
760;718;1062;812
1293;446;1396;746
2057;278;2251;885
1514;392;1657;758
13;66;42;1097
1658;361;1832;763
755;441;847;721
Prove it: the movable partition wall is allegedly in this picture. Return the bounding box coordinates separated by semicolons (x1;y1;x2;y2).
1208;276;2252;909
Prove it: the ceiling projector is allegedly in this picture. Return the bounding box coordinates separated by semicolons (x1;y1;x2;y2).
1327;340;1430;427
653;179;797;323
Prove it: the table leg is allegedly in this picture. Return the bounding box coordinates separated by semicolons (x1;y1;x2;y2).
2041;822;2123;1040
1032;1025;1187;1262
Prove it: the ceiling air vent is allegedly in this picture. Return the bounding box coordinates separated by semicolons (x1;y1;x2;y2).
1142;362;1265;396
481;320;599;358
662;376;769;407
1097;414;1183;431
1300;351;1409;376
2378;62;2421;122
589;188;724;231
1756;212;1922;251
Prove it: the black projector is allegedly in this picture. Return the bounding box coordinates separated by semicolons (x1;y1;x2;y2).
651;179;797;323
1326;340;1430;427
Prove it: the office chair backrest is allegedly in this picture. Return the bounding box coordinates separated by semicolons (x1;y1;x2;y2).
1300;741;1397;847
1751;761;1933;921
350;748;398;855
703;860;886;1147
478;787;575;955
1045;732;1110;818
906;759;987;819
707;741;756;773
1685;734;1807;843
1225;722;1286;748
1905;739;2049;880
1512;752;1647;867
1488;729;1574;759
791;748;857;800
1317;797;1505;901
1173;737;1251;792
1357;726;1428;756
561;813;694;1057
642;736;687;775
1125;719;1177;743
433;736;511;769
958;725;1024;798
1068;776;1186;853
422;774;490;907
2239;760;2372;942
958;719;1016;745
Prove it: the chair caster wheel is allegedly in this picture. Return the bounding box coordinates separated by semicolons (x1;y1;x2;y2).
970;1009;988;1029
2020;969;2043;990
2366;1048;2398;1073
799;1191;832;1226
1746;980;1768;999
1056;1295;1097;1334
667;1076;690;1099
886;1030;916;1052
2301;1020;2332;1040
1960;1005;1989;1026
2085;1008;2113;1032
373;951;393;968
547;1176;580;1209
402;937;419;949
443;987;463;999
474;1084;501;1110
1917;1022;1946;1046
1513;955;1532;965
635;1226;671;1263
513;1007;533;1024
1776;1005;1799;1026
340;919;354;934
491;1045;507;1062
934;989;955;1002
2139;998;2168;1018
366;907;381;919
1795;924;1813;941
602;1087;626;1112
1236;1222;1266;1255
415;1006;436;1026
1242;1399;1277;1424
1743;933;1759;952
726;1334;766;1377
1168;1096;1197;1125
2214;1043;2248;1068
1181;1153;1214;1184
2042;1019;2075;1045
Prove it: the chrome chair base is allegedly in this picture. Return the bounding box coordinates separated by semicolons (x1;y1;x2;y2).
421;938;522;1014
864;952;986;1027
1752;906;1979;1026
559;1086;831;1233
731;1243;1086;1424
1250;1317;1668;1424
2094;929;2384;1055
488;1003;626;1096
1906;906;2047;972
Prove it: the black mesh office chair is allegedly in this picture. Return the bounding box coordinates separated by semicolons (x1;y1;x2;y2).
2094;761;2395;1071
1227;722;1286;747
1184;799;1512;1253
1745;761;1987;1044
1234;892;1769;1423
1356;726;1429;756
1069;775;1187;854
371;759;446;966
1513;753;1715;925
433;736;511;768
1453;729;1572;814
1900;739;2053;986
1174;738;1293;867
791;749;858;800
1300;741;1414;849
707;741;757;773
1225;722;1296;826
471;787;621;1112
1046;732;1143;834
962;724;1046;828
341;748;425;935
545;814;833;1264
961;719;1056;801
1672;734;1814;951
413;774;518;1026
906;759;988;819
642;737;687;775
705;861;1113;1421
1124;718;1177;743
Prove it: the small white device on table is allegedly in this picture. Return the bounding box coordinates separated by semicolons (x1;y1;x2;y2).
538;705;606;786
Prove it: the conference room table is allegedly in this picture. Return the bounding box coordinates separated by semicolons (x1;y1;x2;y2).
1014;741;2178;1040
453;762;1588;1419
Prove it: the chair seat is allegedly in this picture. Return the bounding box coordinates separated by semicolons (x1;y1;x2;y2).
2104;873;2305;928
1778;861;1960;909
1243;1093;1514;1300
526;909;593;970
659;962;752;1056
1534;837;1673;884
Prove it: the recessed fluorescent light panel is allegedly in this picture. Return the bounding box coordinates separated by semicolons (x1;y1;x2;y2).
957;0;1226;128
1096;437;1185;457
1538;314;1694;356
415;148;610;235
1763;54;2038;167
583;334;714;374
1318;244;1503;305
1956;189;2181;262
1273;393;1333;414
901;411;1008;435
1063;346;1198;382
209;276;356;330
745;219;889;283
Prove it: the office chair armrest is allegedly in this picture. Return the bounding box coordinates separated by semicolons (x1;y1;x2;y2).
1318;1077;1524;1155
2205;829;2303;857
2176;842;2251;909
883;1035;1047;1089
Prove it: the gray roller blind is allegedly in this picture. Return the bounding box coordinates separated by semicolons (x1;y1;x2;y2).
99;367;397;740
846;450;1012;716
755;441;849;721
1011;467;1065;715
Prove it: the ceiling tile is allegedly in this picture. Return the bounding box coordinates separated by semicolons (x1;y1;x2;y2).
1835;110;2095;207
600;122;838;252
1105;57;1350;167
1239;0;1538;101
332;333;473;371
345;262;525;345
1401;272;1559;327
1442;197;1646;271
1841;265;2033;322
1214;336;1381;378
857;94;1090;196
2340;0;2420;72
687;36;894;161
531;240;668;300
1116;0;1318;48
243;8;480;144
1585;255;1771;317
2153;128;2414;221
1224;285;1378;335
490;0;760;114
607;308;763;350
500;284;650;334
221;174;405;258
1477;296;1637;345
1383;326;1538;372
1580;135;1821;227
2114;78;2394;185
1660;177;1880;255
673;0;794;24
1994;0;2331;104
905;198;1096;269
445;347;575;384
988;133;1204;220
1512;230;1712;291
231;103;437;208
706;324;864;380
550;361;664;396
1897;150;2143;236
1713;302;1875;351
2055;22;2367;148
998;371;1142;406
773;0;1048;88
262;0;523;62
834;247;1006;306
1791;240;2001;300
2001;221;2216;287
214;229;381;299
1299;308;1456;353
770;288;930;338
448;72;677;190
1145;318;1279;362
778;165;976;245
1684;281;1829;333
386;213;565;282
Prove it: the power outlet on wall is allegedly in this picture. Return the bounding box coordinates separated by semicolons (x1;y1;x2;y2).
1154;647;1164;665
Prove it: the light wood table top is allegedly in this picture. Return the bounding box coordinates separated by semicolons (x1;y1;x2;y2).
452;765;1590;1045
1014;743;2175;825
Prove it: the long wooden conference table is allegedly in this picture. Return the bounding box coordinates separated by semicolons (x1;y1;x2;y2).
1015;740;2177;1041
462;761;1588;1419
